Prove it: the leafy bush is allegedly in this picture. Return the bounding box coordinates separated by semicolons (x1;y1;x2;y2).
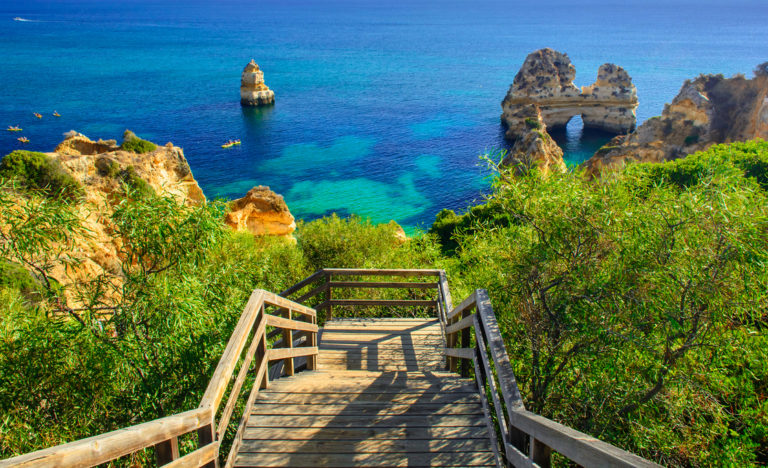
120;130;157;154
0;151;83;200
297;214;439;271
95;156;120;177
118;166;155;198
448;143;768;466
628;139;768;190
524;117;542;129
429;200;514;254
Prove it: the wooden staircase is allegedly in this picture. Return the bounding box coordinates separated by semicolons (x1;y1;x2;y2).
235;318;497;467
0;269;659;468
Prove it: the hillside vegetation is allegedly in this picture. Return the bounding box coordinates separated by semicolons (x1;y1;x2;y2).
1;140;767;466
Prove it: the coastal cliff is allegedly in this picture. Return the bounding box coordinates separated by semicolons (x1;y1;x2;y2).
583;64;768;175
501;48;638;140
240;60;275;106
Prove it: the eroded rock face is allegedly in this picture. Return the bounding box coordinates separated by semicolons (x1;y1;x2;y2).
40;133;207;304
583;66;768;176
501;48;638;140
501;104;566;175
225;186;296;239
240;60;275;106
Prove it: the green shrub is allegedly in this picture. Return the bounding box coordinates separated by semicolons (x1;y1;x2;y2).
524;117;542;129
120;130;157;154
0;260;40;300
119;166;155;198
628;139;768;190
429;200;514;254
95;156;120;177
0;151;83;200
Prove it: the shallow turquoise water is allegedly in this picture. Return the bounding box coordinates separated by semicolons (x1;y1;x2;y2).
0;0;766;231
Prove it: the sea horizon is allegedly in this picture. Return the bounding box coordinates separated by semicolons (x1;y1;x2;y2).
1;0;766;231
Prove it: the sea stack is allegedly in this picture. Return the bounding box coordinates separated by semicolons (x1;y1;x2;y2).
240;60;275;106
501;48;638;140
224;186;296;240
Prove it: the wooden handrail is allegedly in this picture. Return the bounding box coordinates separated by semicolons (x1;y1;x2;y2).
1;289;318;468
0;408;212;468
442;285;660;468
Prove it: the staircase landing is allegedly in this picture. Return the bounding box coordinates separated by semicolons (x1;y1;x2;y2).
234;318;497;467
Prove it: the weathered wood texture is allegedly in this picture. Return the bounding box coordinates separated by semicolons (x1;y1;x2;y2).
234;318;498;467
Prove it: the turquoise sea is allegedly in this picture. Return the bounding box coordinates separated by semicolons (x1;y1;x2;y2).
0;0;766;231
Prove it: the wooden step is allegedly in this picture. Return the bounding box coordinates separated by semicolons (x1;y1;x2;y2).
234;451;496;467
254;392;481;405
250;403;484;416
241;425;491;441
237;438;490;453
246;414;487;428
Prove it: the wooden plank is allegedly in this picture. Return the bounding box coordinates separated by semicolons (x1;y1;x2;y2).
324;268;441;277
267;346;318;361
200;291;264;410
233;451;495;467
474;290;526;413
216;315;267;439
446;290;477;321
509;410;661;468
329;299;438;307
164;443;218;468
0;408;212;468
328;281;438;289
250;403;483;416
294;281;329;304
245;414;487;428
322;323;441;330
154;437;179;466
445;313;476;334
317;357;444;364
241;425;491;441
265;314;318;333
261;290;316;318
255;392;481;405
279;269;326;297
225;342;269;468
445;347;475;360
237;438;491;454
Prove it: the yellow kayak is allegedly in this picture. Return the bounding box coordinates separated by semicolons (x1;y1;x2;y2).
53;111;61;117
17;137;29;143
33;113;42;119
7;126;22;132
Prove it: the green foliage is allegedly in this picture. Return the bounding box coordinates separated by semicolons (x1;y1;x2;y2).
95;156;120;177
628;139;768;191
429;200;514;254
0;260;40;299
118;166;155;198
297;214;439;271
448;142;768;466
120;130;157;154
0;151;83;200
524;117;542;129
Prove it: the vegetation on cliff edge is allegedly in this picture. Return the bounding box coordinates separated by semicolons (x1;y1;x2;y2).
1;139;767;466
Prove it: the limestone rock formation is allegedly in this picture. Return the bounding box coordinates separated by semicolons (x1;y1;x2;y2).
240;60;275;106
583;65;768;176
501;104;566;174
501;48;638;140
225;186;296;239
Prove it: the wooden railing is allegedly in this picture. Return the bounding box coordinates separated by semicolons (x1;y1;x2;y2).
280;268;442;322
441;287;660;468
0;289;317;468
3;268;660;468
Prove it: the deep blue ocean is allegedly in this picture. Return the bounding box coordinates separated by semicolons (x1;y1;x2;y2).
1;0;766;231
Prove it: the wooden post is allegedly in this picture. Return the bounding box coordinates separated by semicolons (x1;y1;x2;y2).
308;315;317;370
197;424;218;468
154;437;179;465
326;272;333;322
283;309;294;376
531;438;553;468
448;315;458;373
460;307;471;377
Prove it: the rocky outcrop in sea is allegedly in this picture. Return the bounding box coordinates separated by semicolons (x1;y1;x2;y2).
225;185;296;240
501;48;638;140
583;63;768;176
501;104;565;175
240;60;275;106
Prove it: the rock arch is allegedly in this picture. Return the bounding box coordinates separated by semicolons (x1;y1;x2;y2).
501;49;638;140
